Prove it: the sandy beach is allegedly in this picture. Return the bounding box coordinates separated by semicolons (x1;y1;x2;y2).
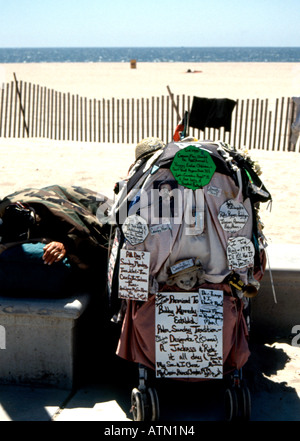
2;62;300;101
0;62;300;245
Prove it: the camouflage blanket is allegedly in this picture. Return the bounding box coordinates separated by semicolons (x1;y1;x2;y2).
0;185;113;268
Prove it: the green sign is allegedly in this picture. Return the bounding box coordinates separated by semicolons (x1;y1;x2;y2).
170;145;216;190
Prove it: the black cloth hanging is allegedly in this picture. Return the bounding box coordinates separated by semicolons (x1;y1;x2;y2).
189;97;236;132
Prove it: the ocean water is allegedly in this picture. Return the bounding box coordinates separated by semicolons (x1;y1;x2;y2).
0;47;300;63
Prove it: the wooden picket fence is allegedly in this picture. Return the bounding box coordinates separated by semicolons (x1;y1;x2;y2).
0;74;299;151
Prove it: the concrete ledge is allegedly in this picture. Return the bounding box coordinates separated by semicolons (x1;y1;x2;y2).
251;244;300;341
0;293;91;390
0;295;90;318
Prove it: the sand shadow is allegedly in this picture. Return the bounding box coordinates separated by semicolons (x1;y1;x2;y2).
243;340;300;421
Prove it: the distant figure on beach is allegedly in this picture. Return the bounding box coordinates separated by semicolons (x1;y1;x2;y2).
186;68;202;73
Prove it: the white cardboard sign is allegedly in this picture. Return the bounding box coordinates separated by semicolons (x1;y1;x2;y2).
155;290;223;379
122;214;149;245
118;249;150;301
226;236;255;269
218;199;249;232
107;228;120;294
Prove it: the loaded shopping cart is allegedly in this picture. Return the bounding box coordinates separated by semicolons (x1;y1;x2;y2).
107;137;271;421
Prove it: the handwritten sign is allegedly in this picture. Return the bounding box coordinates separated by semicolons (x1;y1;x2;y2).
170;258;194;275
155;290;223;379
207;185;222;197
170;145;216;190
107;228;120;294
119;249;150;301
150;223;172;235
122;214;149;245
198;289;223;326
226;236;255;269
218;199;249;232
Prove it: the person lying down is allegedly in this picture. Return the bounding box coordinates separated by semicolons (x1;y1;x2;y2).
0;185;112;297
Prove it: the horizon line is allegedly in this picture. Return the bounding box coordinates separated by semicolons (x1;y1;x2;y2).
1;45;300;49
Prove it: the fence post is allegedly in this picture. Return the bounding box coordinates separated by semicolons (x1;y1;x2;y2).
13;73;29;137
0;85;4;137
8;80;14;137
166;85;181;122
288;99;296;152
283;97;290;151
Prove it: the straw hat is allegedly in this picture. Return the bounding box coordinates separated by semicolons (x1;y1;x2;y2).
135;137;165;161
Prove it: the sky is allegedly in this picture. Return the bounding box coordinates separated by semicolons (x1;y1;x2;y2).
0;0;299;48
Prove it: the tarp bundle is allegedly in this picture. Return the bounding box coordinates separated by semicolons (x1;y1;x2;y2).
0;185;112;260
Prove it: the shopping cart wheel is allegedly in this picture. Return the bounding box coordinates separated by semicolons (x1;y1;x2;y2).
131;387;145;421
224;387;239;421
148;387;160;421
239;383;251;421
